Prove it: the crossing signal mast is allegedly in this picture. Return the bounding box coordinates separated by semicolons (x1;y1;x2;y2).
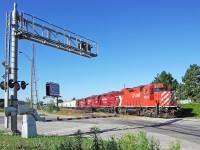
2;3;98;133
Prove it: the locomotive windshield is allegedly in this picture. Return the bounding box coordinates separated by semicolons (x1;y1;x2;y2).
154;87;167;92
153;85;168;92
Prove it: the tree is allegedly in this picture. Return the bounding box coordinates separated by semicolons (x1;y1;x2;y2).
38;101;44;106
58;99;63;103
25;98;31;106
152;71;179;91
182;64;200;101
176;83;187;100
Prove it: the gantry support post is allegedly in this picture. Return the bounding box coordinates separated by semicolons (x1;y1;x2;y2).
10;3;19;133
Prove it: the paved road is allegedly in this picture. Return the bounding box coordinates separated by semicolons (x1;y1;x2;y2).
0;113;200;150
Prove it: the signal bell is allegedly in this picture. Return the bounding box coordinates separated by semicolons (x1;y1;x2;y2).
16;82;20;91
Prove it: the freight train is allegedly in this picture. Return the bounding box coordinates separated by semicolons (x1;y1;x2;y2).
59;83;181;118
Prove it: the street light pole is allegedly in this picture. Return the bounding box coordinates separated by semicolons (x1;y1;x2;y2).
31;43;34;108
19;43;34;108
30;47;33;108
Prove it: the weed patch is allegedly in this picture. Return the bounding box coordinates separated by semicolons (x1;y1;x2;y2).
0;128;180;150
181;103;200;117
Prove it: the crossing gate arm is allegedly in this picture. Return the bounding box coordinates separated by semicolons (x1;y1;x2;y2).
44;114;117;122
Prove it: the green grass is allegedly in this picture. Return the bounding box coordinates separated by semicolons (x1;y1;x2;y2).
0;127;181;150
0;108;4;112
181;103;200;117
0;131;65;149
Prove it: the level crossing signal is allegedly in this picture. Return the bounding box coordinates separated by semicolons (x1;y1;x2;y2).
0;81;7;90
21;81;28;90
0;79;27;91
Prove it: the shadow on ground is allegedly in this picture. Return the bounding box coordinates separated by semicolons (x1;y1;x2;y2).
181;108;197;117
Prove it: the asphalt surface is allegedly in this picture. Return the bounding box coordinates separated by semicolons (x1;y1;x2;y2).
0;112;200;150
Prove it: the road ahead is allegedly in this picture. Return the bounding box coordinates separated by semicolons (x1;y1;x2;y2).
0;113;200;150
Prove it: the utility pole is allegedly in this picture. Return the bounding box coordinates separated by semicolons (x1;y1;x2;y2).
10;3;18;133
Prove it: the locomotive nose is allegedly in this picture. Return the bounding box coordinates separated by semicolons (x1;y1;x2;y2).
161;91;175;106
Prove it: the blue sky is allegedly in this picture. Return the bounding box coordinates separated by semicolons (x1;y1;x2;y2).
0;0;200;103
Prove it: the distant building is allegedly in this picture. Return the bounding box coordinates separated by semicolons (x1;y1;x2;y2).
180;99;191;104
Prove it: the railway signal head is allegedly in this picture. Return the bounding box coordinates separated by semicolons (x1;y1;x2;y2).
21;81;27;90
0;81;6;90
78;42;93;52
8;79;15;88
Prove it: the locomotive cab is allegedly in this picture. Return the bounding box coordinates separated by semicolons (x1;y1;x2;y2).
140;84;172;107
150;84;176;107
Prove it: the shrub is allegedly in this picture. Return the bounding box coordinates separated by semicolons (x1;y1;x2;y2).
118;131;160;150
168;139;181;150
90;127;102;150
106;136;120;150
57;139;74;150
74;129;83;150
0;129;180;150
46;102;57;113
181;103;200;117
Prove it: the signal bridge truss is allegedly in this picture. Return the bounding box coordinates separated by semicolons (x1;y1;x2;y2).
17;12;98;58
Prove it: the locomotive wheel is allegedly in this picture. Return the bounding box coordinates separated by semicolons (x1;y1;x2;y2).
122;108;127;115
115;108;120;114
161;112;169;118
152;109;158;118
118;108;122;114
110;107;114;113
137;110;140;116
144;110;149;117
169;110;175;118
92;107;96;112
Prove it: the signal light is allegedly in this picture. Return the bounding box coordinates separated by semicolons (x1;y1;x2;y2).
21;81;27;90
1;80;28;90
8;79;15;88
0;81;6;90
78;42;92;52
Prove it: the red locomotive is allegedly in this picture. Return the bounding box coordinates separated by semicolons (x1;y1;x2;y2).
117;83;179;117
64;83;180;118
